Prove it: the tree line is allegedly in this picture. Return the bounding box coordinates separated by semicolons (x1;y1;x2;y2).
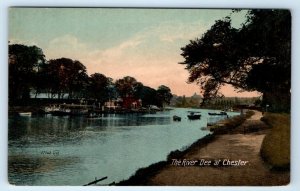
170;94;259;109
9;44;172;107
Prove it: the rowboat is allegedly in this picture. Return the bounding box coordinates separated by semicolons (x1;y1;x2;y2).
208;111;228;116
187;112;201;120
19;112;32;117
173;115;181;121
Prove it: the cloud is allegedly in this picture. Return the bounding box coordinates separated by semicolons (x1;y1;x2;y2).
9;38;39;47
99;35;144;62
152;22;207;43
44;34;88;60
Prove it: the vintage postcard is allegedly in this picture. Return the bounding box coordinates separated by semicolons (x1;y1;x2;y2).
8;8;290;186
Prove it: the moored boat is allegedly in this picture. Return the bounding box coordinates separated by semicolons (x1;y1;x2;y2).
45;104;90;116
173;115;181;121
19;112;32;117
208;111;228;116
187;112;201;120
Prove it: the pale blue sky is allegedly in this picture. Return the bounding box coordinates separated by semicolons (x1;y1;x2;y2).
9;8;244;49
9;8;259;96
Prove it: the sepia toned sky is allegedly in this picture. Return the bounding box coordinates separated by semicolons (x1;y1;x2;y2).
9;8;260;97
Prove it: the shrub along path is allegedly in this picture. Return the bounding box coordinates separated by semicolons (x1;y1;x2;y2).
146;110;290;186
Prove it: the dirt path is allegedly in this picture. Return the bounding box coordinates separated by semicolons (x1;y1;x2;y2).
147;111;289;186
248;110;263;120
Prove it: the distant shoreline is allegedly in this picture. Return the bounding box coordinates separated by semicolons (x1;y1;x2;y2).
8;104;237;117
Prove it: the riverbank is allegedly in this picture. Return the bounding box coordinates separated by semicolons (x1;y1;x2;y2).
117;110;289;186
9;104;165;117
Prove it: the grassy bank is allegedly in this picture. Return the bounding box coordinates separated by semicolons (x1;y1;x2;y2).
210;110;255;134
260;113;290;170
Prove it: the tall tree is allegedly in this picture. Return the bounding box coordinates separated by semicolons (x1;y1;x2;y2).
88;73;113;104
137;85;158;106
156;85;173;107
180;9;291;111
9;44;46;101
115;76;140;98
46;58;88;99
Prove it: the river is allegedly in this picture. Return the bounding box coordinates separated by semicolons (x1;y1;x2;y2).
8;108;239;185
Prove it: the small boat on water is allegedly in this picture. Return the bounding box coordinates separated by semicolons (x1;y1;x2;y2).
208;111;228;116
19;112;32;117
173;115;181;121
187;112;201;120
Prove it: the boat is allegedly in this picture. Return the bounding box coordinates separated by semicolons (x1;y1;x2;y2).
149;105;162;111
173;115;181;121
19;112;32;117
46;104;90;116
208;111;228;116
187;112;201;120
43;105;61;114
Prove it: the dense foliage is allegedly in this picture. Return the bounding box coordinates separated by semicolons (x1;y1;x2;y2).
180;10;291;112
9;44;46;100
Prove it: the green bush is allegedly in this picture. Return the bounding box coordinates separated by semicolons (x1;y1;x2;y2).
260;113;290;170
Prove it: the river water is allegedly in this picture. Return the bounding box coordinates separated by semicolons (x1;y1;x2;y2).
8;108;239;185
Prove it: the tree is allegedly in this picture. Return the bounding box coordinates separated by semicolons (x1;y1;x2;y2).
137;85;158;106
179;95;188;107
115;76;140;98
156;85;173;107
88;73;113;104
46;58;88;99
42;60;63;98
9;44;46;101
32;63;48;98
180;10;291;111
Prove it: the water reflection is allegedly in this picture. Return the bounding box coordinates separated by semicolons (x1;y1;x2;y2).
9;116;88;146
8;154;80;185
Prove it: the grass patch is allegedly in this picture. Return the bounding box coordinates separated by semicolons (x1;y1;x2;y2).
210;110;255;134
260;113;290;170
